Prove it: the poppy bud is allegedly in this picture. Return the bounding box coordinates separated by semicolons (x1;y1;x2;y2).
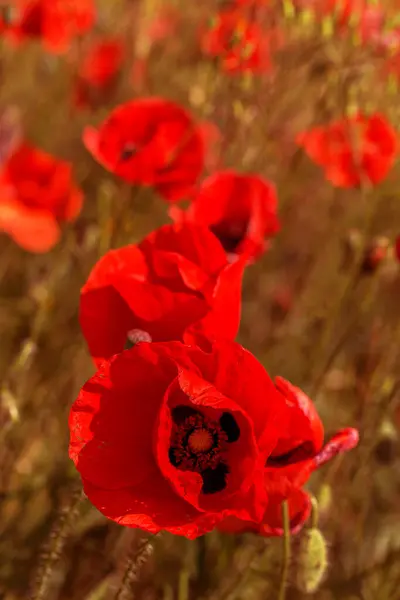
294;528;328;594
125;329;152;349
361;237;389;274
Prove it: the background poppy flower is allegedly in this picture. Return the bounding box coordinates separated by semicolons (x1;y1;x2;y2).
5;0;95;53
218;377;359;536
145;5;180;44
73;38;125;110
297;113;398;187
83;97;204;202
0;142;83;252
80;222;246;367
69;339;289;538
200;9;271;74
170;170;280;260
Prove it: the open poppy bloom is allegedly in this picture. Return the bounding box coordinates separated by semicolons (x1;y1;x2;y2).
4;0;95;53
0;142;83;252
69;344;358;538
73;38;125;110
69;340;293;538
200;9;271;74
218;377;359;536
297;113;398;187
170;170;280;261
83;97;204;202
80;223;246;367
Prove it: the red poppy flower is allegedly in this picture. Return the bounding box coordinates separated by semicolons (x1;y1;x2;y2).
83;97;204;202
5;0;95;53
0;142;83;252
297;113;398;187
73;38;125;110
69;339;289;538
80;222;246;367
218;377;359;536
170;170;280;260
200;9;271;74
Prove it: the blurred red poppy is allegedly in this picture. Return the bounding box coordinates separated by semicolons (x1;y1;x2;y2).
201;9;271;73
297;113;398;187
170;170;280;260
219;377;359;536
0;142;83;252
145;5;180;43
80;222;246;367
4;0;95;53
69;339;288;538
83;97;204;202
73;38;125;110
292;0;383;43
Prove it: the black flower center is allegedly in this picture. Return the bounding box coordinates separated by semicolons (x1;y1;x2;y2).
169;406;240;494
210;219;248;254
119;143;138;162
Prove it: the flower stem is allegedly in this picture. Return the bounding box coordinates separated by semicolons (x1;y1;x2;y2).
112;535;155;600
30;485;84;600
278;501;291;600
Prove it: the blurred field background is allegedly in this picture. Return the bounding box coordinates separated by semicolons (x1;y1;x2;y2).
2;0;400;599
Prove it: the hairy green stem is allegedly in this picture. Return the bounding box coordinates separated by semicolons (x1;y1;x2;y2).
278;501;291;600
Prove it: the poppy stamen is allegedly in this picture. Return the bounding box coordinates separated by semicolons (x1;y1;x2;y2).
168;407;239;493
188;428;214;453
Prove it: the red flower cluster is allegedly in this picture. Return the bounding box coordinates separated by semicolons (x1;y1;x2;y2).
0;142;83;252
297;113;398;187
83;97;205;202
170;170;280;260
68;89;360;537
201;9;271;74
4;0;95;53
83;97;280;262
31;20;369;538
80;223;246;366
69;341;358;538
73;38;125;110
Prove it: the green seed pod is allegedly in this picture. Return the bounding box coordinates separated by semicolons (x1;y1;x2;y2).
294;528;328;594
